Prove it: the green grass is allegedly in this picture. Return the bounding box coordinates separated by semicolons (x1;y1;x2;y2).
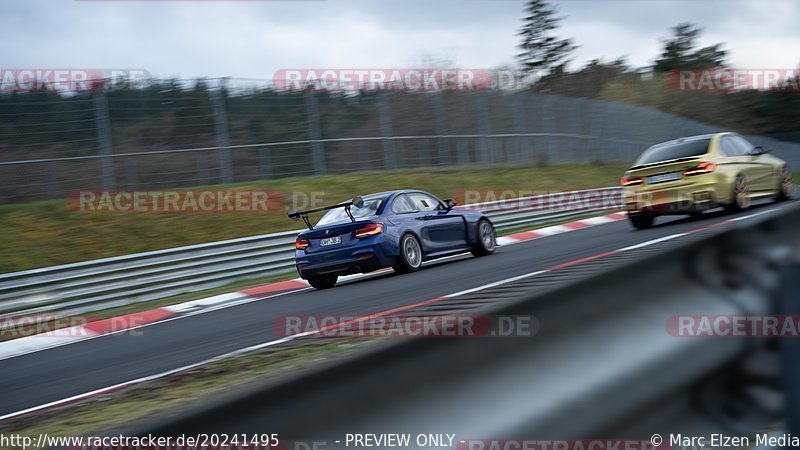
0;163;629;274
794;173;800;184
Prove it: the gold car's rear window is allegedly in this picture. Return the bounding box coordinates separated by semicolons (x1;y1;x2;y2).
635;139;711;166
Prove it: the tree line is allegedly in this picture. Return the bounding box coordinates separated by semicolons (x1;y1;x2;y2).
515;0;799;138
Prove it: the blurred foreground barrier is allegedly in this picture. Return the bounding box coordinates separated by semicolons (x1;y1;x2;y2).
128;202;800;441
0;187;621;321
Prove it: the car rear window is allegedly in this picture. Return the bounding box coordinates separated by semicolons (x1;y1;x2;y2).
315;195;386;226
634;139;711;167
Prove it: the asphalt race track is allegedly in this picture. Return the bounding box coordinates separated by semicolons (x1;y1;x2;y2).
1;198;797;419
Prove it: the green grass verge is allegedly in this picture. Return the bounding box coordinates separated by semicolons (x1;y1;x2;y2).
0;163;629;273
794;173;800;185
0;339;372;443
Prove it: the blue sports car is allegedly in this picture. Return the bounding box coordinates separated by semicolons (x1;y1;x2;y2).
288;190;497;289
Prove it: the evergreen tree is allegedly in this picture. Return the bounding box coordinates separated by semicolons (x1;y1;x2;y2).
653;23;728;72
516;0;577;77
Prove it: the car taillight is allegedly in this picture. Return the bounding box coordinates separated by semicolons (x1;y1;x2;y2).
355;223;383;238
621;176;644;186
684;162;716;176
295;237;309;250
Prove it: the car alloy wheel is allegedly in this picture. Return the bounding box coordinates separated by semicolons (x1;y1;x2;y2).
779;168;794;200
471;219;497;257
479;220;496;252
402;234;422;269
734;176;750;209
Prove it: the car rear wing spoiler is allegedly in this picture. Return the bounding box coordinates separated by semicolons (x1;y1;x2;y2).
287;196;364;230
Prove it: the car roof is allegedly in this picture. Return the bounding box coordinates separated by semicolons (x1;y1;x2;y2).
363;189;434;198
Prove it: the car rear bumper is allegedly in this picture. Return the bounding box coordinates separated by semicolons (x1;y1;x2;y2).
623;177;727;215
295;240;395;278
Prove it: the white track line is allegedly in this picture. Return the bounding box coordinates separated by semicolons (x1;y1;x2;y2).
0;210;733;422
618;234;687;252
4;205;790;420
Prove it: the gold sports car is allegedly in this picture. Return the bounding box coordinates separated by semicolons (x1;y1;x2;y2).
621;132;794;229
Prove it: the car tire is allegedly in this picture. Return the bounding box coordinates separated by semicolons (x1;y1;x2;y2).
307;273;337;289
725;175;750;213
393;233;423;274
471;219;496;257
776;167;794;202
629;213;654;230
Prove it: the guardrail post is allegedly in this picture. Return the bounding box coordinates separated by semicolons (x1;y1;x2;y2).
431;93;450;165
93;88;116;190
209;82;234;184
377;93;397;170
475;92;492;164
303;92;326;175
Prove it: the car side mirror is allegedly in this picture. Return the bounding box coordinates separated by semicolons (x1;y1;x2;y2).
752;146;768;155
443;199;457;211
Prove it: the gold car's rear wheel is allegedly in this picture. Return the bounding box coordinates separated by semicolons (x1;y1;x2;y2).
629;213;654;230
777;168;794;201
726;175;750;212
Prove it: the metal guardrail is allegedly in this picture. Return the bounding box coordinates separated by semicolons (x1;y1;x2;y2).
0;187;622;321
126;201;800;441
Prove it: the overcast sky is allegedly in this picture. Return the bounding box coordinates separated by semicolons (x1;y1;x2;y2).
2;0;798;80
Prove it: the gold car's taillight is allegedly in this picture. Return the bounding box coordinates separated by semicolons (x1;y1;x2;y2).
684;162;716;176
621;176;644;186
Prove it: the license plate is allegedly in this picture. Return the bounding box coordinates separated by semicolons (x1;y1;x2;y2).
320;236;342;246
647;172;682;184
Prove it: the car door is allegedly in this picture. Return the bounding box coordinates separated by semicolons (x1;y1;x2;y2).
406;192;468;252
731;135;774;192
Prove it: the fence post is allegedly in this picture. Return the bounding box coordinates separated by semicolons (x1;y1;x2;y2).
209;82;233;184
195;151;210;186
45;163;59;199
431;93;450;165
475;92;492;164
377;93;397;170
93;88;116;190
304;92;326;175
456;139;469;165
544;96;556;164
570;98;582;163
512;93;527;163
259;147;272;180
124;158;139;189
